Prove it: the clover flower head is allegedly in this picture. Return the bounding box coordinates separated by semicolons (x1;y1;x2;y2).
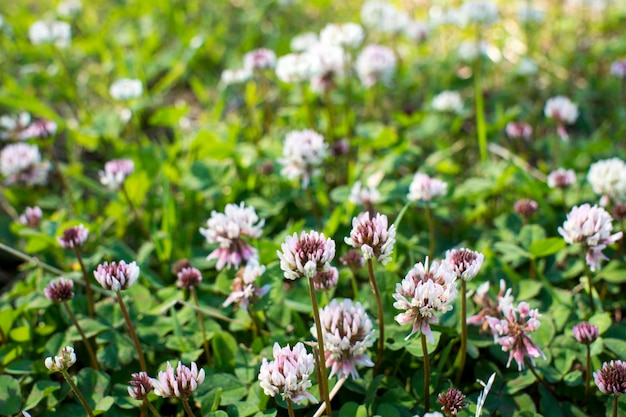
94;260;140;291
514;199;539;218
0;143;50;185
29;20;71;47
306;43;347;93
19;206;42;228
340;249;365;271
45;346;76;372
199;202;263;270
290;32;318;52
587;157;626;204
99;159;134;190
243;48;277;71
220;68;253;86
176;267;202;290
460;0;499;26
275;53;315;83
393;258;458;343
152;361;205;399
345;212;396;265
405;20;430;42
279;129;327;188
445;248;484;281
258;342;318;405
437;387;467;416
311;298;376;379
610;60;626;78
57;224;89;249
0;112;31;137
432;91;463;114
320;22;364;48
10;119;57;141
278;230;336;280
44;277;75;303
313;266;339;291
128;371;153;400
558;203;623;271
355;44;397;88
547;168;576;189
349;180;382;208
223;262;270;309
505;122;532;140
486;301;544;371
544;96;578;125
594;360;626;395
467;279;514;332
408;172;447;202
572;322;599;345
360;1;409;34
110;78;143;101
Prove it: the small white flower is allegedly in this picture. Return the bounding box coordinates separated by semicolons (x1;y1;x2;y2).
279;129;328;188
587;158;626;203
432;91;463;113
57;0;82;18
220;68;252;86
460;1;499;26
243;48;276;71
0;143;50;185
408;172;447;202
355;44;397;88
110;78;143;101
275;53;315;83
152;361;205;399
361;1;409;34
290;32;318;52
45;346;76;372
544;96;578;125
319;23;364;48
29;20;71;47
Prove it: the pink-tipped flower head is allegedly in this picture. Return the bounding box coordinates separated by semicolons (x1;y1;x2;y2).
57;224;89;249
306;43;347;93
0;143;50;185
514;199;539;218
572;322;599;345
408;172;447;202
610;60;626;78
313;266;339;291
505;122;532;140
44;277;75;303
393;258;458;343
176;267;202;290
258;342;318;405
243;48;277;72
544;96;578;125
223;262;270;310
355;44;396;89
279;129;328;188
311;298;376;379
275;53;316;83
349;176;382;210
587;158;626;204
437;387;467;416
432;91;463;114
319;23;364;48
19;206;42;228
340;249;365;272
486;301;545;371
467;279;514;332
594;360;626;395
99;159;134;190
278;230;336;280
44;346;76;372
199;202;263;270
128;372;153;400
94;260;140;291
17;119;57;140
152;361;205;399
345;212;396;265
558;204;623;271
547;168;576;189
445;248;484;281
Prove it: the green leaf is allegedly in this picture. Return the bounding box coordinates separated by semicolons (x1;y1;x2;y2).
529;238;566;258
203;373;246;405
211;331;238;373
589;312;612;335
603;338;626;357
75;368;111;409
340;402;368;417
9;325;31;342
0;375;21;416
517;280;542;301
24;380;60;411
375;403;401;417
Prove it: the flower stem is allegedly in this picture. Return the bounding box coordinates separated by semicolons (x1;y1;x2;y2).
305;186;322;230
367;258;385;373
73;247;95;317
116;290;147;372
60;369;95;417
144;399;162;417
62;301;99;370
584;344;591;401
190;288;211;365
473;28;487;164
421;333;431;412
313;377;347;417
425;203;436;260
350;271;360;302
286;398;296;417
181;398;197;417
307;276;331;416
455;280;468;385
612;395;618;417
121;184;151;242
324;89;336;143
525;358;558;396
583;261;596;314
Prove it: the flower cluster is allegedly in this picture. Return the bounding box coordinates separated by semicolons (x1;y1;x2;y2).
594;360;626;396
19;206;42;227
460;1;499;26
279;129;328;188
467;279;514;333
99;159;134;190
128;372;153;400
110;78;143;101
544;96;579;140
572;322;599;345
355;44;397;88
278;230;336;280
437;387;467;416
547;168;576;189
313;266;339;291
514;199;539;218
45;346;76;372
94;260;140;291
319;22;364;48
199;202;264;270
407;172;448;202
223;262;270;309
0;143;50;185
176;266;203;290
29;20;71;47
432;91;463;114
505;122;532;140
345;212;396;265
152;361;205;399
44;277;75;303
444;248;484;281
258;342;317;404
610;60;626;78
311;298;375;379
57;224;89;249
587;157;626;204
243;48;277;72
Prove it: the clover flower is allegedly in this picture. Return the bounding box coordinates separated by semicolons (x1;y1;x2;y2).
505;122;532;140
432;91;463;114
614;203;626;221
572;322;598;345
340;249;365;271
258;342;318;405
28;20;71;47
547;168;576;189
544;96;578;140
610;60;626;78
57;224;89;248
320;23;364;48
57;0;82;18
243;48;276;72
128;372;153;400
109;78;143;101
514;199;539;218
171;259;193;275
437;387;467;416
0;143;50;185
460;1;499;26
345;212;396;265
594;360;626;395
0;112;31;138
290;32;318;52
587;157;626;204
176;267;202;290
445;248;484;281
94;260;140;291
44;277;75;303
152;361;205;399
311;298;376;379
278;230;336;280
408;172;447;202
279;129;328;188
199;202;263;270
558;204;623;271
349;180;382;209
220;68;252;86
19;206;42;227
486;301;544;371
275;53;315;83
306;43;347;93
393;258;458;342
355;44;396;88
360;1;409;34
467;279;513;333
223;262;270;309
405;20;430;43
313;266;339;291
45;346;76;372
99;159;134;190
457;40;496;62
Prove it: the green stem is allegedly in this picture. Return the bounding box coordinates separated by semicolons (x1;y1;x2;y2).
144;399;162;417
116;291;147;372
584;344;591;401
525;358;558;396
421;333;431;413
62;301;99;370
350;271;360;302
300;82;315;130
583;261;596;314
305;186;322;230
121;184;151;242
455;280;468;385
367;259;385;373
181;398;197;417
73;247;95;317
61;369;95;417
612;395;618;417
474;28;487;163
286;398;296;417
308;276;331;416
425;203;436;260
191;288;211;365
51;155;78;216
324;89;336;143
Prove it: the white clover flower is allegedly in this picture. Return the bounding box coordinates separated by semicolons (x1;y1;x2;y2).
19;206;43;227
445;248;484;281
277;230;335;280
0;143;50;185
152;361;205;399
457;40;499;62
223;262;270;309
460;1;499;26
290;32;318;52
243;48;277;71
306;43;347;93
349;175;382;208
404;20;430;43
275;53;315;83
28;20;71;47
57;0;82;18
355;44;397;88
544;96;578;125
432;91;463;113
547;168;576;189
279;129;327;188
258;342;317;405
516;57;538;76
45;346;76;372
505;122;532;140
319;23;364;48
408;172;447;202
57;224;89;248
361;1;409;34
0;112;30;136
345;212;396;265
311;299;376;379
587;158;626;203
110;78;143;101
99;158;134;190
93;260;140;291
220;68;252;86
